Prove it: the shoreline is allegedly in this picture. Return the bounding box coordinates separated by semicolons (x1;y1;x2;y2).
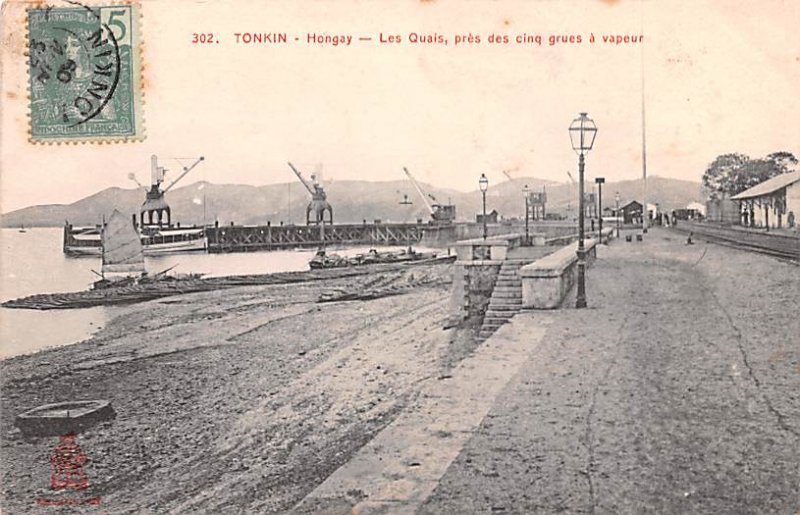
0;262;472;512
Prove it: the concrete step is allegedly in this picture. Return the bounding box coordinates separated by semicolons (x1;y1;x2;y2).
492;286;522;297
492;295;522;302
490;295;522;302
486;306;518;313
484;311;513;320
483;316;514;325
494;285;521;292
489;299;522;306
492;294;522;301
487;309;521;316
489;297;522;305
485;313;516;321
488;302;522;311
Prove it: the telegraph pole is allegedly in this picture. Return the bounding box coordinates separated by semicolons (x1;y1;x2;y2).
641;0;648;234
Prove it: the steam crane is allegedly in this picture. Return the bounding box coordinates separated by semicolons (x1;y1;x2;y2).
287;162;333;226
130;155;204;227
402;167;456;224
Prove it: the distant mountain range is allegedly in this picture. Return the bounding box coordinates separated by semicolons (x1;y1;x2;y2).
0;176;705;228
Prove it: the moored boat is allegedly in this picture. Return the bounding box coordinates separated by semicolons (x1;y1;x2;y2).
309;247;438;269
63;154;207;256
93;209;147;289
64;223;207;256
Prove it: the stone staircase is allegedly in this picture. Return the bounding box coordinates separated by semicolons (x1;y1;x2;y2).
477;259;526;341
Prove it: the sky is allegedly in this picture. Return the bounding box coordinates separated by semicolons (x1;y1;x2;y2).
1;0;799;212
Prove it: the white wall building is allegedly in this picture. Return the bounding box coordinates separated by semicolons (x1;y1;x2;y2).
731;171;800;230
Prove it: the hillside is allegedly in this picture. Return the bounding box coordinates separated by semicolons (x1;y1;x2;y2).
0;176;704;228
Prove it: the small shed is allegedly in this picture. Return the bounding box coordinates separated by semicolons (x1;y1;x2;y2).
476;209;499;224
620;201;643;224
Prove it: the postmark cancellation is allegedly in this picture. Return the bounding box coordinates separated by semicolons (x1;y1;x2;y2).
26;2;143;143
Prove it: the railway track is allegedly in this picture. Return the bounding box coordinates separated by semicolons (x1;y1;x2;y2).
670;223;799;263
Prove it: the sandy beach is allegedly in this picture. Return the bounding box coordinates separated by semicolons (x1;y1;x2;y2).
1;262;470;513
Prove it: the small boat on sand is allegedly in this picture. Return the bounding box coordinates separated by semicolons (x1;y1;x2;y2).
309;248;438;269
93;210;147;290
15;400;116;437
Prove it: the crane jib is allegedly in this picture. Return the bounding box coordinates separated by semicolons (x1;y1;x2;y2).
162;156;205;193
287;162;317;195
403;167;435;216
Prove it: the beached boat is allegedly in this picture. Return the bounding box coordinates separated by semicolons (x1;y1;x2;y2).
15;400;115;437
309;248;438;269
93;210;147;289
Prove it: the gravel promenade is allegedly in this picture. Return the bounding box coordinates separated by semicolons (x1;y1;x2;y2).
419;228;799;514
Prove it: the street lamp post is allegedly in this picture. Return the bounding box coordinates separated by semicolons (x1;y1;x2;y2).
569;112;598;309
479;173;489;239
523;183;530;245
595;177;605;242
615;192;621;237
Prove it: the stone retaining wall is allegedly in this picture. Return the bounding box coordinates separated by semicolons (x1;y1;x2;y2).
449;234;522;322
520;240;598;309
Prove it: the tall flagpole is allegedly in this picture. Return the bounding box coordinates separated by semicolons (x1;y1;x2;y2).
641;0;648;234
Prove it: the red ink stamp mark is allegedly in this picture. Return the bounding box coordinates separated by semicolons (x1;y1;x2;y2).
36;433;102;507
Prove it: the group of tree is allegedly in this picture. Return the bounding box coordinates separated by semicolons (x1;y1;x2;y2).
702;151;798;199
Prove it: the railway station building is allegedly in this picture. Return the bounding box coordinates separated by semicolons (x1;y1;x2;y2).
731;171;800;230
619;201;643;224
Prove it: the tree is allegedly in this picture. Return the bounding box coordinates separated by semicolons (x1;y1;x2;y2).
702;151;797;198
765;151;798;173
702;153;749;199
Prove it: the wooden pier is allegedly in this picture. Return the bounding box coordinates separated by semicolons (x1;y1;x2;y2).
205;222;426;253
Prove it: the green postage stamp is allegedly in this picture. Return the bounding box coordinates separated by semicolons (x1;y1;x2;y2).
27;2;143;143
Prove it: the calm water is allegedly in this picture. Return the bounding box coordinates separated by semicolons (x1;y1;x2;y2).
0;227;427;359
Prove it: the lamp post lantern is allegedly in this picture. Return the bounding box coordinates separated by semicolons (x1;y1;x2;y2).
479;173;489;239
568;112;598;309
615;192;621;237
595;177;605;242
523;183;530;245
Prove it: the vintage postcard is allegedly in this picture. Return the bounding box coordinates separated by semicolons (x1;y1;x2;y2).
1;0;798;513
